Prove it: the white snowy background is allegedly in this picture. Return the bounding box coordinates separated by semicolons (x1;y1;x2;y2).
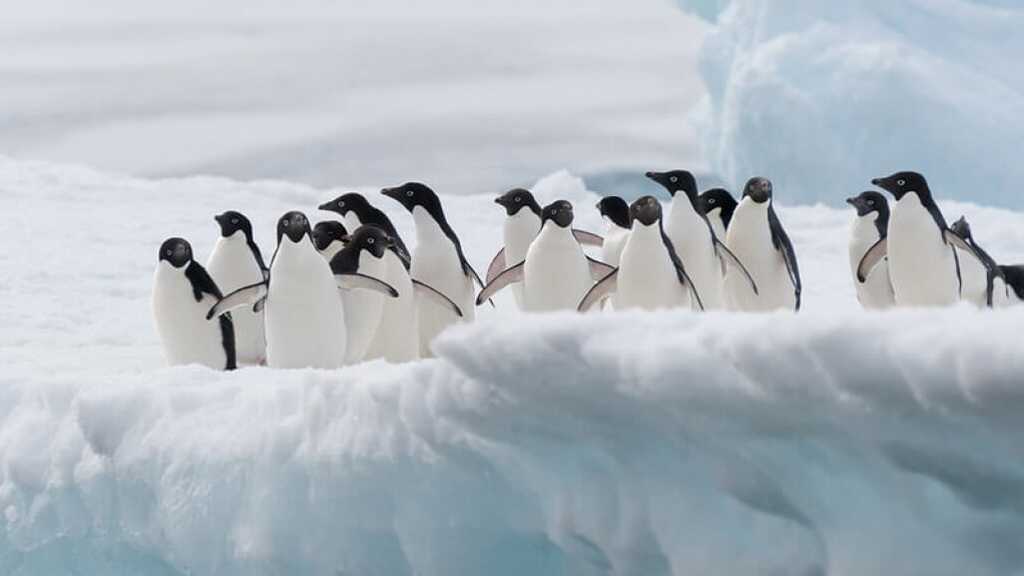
2;0;1024;575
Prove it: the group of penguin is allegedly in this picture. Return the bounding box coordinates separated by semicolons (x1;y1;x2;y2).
151;169;1022;371
847;171;1024;309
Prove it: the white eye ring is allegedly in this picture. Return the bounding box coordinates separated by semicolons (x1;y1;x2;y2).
231;218;238;224
670;176;678;183
283;221;289;226
867;200;874;205
165;250;172;256
515;196;521;202
406;190;414;197
367;237;375;244
708;198;716;205
897;179;905;186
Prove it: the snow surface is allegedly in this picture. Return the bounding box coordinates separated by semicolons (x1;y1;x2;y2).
3;156;1024;574
674;0;1024;208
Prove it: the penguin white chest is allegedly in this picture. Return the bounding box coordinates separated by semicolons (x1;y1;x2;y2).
410;206;474;355
616;223;687;310
206;233;266;364
664;198;724;309
366;251;419;362
955;246;989;308
706;209;727;243
503;210;541;308
340;250;388;364
265;240;347;368
724;200;792;311
888;194;959;306
601;220;630;267
152;264;229;369
848;215;895;309
523;225;591;312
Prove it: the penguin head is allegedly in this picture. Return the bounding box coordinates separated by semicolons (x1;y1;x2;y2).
596;196;630;229
742;177;773;204
698;188;737;217
319;192;371;217
541;200;574;228
381;182;442;215
158;237;193;268
344;225;394;259
645;170;698;199
871;171;929;201
949;216;973;241
629;196;663;226
312;220;349;252
494;188;541;216
277;211;311;244
845;191;889;218
214;210;254;240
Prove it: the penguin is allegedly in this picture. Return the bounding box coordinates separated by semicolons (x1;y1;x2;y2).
382;182;480;356
859;172;964;307
312;220;348;262
724;177;801;311
698;188;738;241
647;170;757;310
477;200;614;311
949;216;1010;308
999;265;1024;303
845;192;895;309
319;192;411;268
205;210;268;365
208;211;397;369
486;188;604;309
329;225;391;364
152;237;236;370
596;196;631;267
578;196;703;312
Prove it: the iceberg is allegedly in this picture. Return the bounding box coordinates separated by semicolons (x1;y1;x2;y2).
2;156;1024;574
674;0;1024;208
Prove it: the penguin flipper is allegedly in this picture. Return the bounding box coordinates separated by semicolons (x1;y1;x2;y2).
587;257;616;280
572;229;604;247
856;237;888;283
713;238;759;295
486;248;506;284
943;229;976;253
335;273;399;298
676;265;705;312
207;281;268;319
413;279;464;318
578;269;618;312
476;261;525;305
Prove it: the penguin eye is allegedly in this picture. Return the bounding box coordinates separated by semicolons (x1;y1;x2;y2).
867;199;875;205
338;201;345;208
708;198;716;205
231;218;238;224
897;179;906;187
165;250;172;256
367;237;375;245
406;190;414;197
515;196;521;202
669;176;678;183
283;220;289;227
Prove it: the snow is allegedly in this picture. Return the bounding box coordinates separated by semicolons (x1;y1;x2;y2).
673;0;1024;208
3;156;1024;574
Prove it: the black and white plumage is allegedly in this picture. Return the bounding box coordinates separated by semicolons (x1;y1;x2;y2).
153;237;236;370
949;216;1010;308
698;188;738;241
319;192;411;268
845;192;895;309
205;211;267;365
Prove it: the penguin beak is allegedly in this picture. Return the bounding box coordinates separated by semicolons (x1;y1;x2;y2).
870;178;884;186
340;235;352;244
317;201;331;211
845;197;856;206
644;171;659;179
214;214;224;223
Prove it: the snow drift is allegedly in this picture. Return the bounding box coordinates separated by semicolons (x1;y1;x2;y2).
2;157;1024;575
674;0;1024;208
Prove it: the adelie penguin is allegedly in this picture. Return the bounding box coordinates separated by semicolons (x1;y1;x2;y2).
596;196;631;268
647;170;756;310
845;192;895;309
207;211;397;369
698;188;737;241
152;237;236;370
312;220;348;261
859;171;966;307
319;192;411;268
486;188;603;309
205;210;268;365
579;196;703;312
949;216;1010;308
477;200;614;311
382;182;480;356
724;177;801;311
